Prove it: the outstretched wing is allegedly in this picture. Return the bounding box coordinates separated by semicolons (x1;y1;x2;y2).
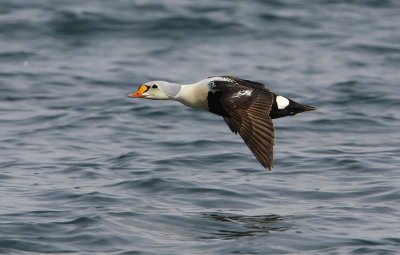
213;78;275;170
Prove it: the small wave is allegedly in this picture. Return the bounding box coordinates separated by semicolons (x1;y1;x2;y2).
200;213;289;240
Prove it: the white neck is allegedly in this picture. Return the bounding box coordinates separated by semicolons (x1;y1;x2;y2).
174;81;209;110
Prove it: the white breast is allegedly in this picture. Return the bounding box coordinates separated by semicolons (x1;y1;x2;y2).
175;81;209;110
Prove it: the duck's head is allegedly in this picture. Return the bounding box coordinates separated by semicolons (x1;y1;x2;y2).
128;81;181;100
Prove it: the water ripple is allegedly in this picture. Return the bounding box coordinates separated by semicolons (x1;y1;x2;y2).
1;0;400;254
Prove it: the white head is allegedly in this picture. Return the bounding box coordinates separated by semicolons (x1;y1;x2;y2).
128;81;182;100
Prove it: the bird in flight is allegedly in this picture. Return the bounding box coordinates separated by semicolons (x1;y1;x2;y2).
129;76;316;170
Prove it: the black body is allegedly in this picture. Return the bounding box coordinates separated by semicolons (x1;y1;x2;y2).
206;76;316;170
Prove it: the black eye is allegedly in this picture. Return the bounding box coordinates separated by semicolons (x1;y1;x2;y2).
152;84;158;89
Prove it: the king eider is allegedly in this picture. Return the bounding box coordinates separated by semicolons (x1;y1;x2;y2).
128;76;316;170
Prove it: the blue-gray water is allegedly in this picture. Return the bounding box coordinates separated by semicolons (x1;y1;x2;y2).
1;0;400;254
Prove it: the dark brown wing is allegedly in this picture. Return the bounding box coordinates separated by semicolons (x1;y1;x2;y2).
222;76;267;89
213;78;275;170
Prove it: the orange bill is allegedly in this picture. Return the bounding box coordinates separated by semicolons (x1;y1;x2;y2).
128;85;148;98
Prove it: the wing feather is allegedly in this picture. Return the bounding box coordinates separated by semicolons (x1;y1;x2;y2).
215;77;275;170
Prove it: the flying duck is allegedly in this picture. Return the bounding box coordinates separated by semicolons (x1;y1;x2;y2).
128;76;316;170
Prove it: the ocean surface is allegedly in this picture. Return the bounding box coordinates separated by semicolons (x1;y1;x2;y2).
1;0;400;254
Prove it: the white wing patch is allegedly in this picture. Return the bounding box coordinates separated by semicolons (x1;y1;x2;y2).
276;95;289;109
209;76;237;84
232;90;252;98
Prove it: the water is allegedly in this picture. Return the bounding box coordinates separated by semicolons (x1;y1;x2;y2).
1;0;400;254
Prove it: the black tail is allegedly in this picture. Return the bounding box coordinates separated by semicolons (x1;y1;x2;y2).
293;103;316;113
270;97;316;119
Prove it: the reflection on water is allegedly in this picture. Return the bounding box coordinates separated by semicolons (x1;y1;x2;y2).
202;213;290;239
